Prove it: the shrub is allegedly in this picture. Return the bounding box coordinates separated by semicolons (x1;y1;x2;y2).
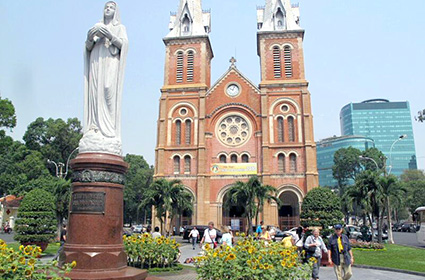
123;234;180;269
0;239;74;279
349;240;385;250
300;187;344;238
194;236;313;280
14;189;57;244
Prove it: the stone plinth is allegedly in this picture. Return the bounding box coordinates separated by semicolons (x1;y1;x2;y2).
63;153;147;280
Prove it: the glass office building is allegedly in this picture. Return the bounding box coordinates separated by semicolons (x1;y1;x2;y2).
340;99;417;176
317;135;375;187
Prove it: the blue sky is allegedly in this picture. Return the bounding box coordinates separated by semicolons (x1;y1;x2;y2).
1;0;424;169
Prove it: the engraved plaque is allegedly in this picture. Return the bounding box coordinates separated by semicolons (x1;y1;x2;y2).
71;192;105;214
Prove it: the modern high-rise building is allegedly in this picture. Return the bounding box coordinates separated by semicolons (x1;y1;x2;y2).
316;135;375;187
340;99;417;176
154;0;318;231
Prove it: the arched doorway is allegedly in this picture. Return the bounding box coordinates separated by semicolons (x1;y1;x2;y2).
171;187;196;235
278;187;302;230
222;191;246;233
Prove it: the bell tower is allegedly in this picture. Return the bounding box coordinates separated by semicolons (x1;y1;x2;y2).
155;0;213;226
257;0;318;196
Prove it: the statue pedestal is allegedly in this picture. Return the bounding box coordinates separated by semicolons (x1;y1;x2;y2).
63;153;147;280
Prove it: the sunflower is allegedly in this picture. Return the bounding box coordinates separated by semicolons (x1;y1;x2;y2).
28;259;36;266
24;269;33;277
19;256;26;265
70;261;77;268
10;264;18;272
225;253;236;261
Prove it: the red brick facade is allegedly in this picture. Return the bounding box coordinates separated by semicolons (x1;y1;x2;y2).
155;8;318;231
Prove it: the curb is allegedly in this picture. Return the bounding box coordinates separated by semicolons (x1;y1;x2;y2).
353;264;425;277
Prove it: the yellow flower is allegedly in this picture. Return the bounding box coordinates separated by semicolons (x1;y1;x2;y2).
19;257;26;265
225;253;236;261
10;264;18;272
28;259;36;266
0;240;5;246
19;245;24;251
70;261;77;268
24;269;33;277
204;243;211;250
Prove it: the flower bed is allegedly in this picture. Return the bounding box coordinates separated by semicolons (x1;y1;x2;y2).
0;239;74;279
123;234;180;270
194;236;313;280
350;239;386;251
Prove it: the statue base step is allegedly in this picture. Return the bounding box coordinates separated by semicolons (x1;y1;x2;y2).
66;267;147;280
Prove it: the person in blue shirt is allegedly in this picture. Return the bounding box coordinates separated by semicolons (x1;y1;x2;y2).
256;221;264;237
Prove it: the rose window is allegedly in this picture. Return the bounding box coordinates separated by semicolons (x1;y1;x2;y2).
217;115;250;146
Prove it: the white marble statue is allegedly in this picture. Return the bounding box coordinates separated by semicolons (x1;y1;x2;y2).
79;1;128;155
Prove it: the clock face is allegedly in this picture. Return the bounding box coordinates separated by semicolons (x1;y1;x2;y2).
226;83;240;97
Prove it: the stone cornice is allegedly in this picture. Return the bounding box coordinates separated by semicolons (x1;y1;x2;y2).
163;35;214;59
161;83;209;93
206;103;261;119
259;80;309;89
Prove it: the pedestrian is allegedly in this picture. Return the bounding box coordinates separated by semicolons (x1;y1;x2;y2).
53;224;67;266
188;226;199;250
256;221;264;238
295;226;305;251
220;225;233;247
328;224;354;280
260;225;272;245
282;232;295;248
180;226;184;236
152;226;161;239
200;221;217;249
304;228;328;280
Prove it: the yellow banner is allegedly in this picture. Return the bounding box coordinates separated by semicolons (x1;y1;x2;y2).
210;163;257;175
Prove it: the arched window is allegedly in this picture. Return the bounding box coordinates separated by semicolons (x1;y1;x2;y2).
176;51;184;83
231;154;238;163
284;46;293;78
277;116;284;142
182;14;190;34
174;156;180;174
184;156;191;173
175;120;182;145
276;8;285;30
290;154;297;173
288;116;295;142
219;155;227;163
273;46;281;78
241;154;249;163
187;51;194;82
185;120;191;145
278;154;285;173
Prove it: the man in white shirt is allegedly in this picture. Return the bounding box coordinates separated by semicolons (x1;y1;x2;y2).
152;226;161;239
188;226;200;250
200;221;217;249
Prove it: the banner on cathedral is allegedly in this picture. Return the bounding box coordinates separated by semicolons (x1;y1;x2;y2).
210;163;257;175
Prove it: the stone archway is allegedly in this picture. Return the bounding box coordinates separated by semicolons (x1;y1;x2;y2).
217;185;247;232
171;186;196;235
277;185;304;230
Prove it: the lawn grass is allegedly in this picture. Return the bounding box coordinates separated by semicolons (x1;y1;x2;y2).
6;242;61;256
353;244;425;273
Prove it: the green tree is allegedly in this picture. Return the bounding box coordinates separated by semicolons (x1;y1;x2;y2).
300;187;344;237
139;179;193;235
14;189;57;245
123;154;154;224
332;147;362;194
0;97;17;132
23;117;82;167
224;176;280;235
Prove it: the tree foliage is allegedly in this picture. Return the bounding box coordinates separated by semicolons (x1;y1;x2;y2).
300;187;344;236
224;176;280;234
0;97;17;132
139;179;193;234
123;154;153;224
14;189;57;243
23;117;82;166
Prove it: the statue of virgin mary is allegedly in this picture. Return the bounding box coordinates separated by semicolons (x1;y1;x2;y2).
79;1;128;155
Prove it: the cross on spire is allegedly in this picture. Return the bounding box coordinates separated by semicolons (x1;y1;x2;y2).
229;57;237;68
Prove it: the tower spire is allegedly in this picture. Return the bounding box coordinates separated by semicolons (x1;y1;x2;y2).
257;0;301;31
166;0;211;38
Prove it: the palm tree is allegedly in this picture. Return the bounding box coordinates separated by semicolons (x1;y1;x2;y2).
224;176;280;235
139;178;193;235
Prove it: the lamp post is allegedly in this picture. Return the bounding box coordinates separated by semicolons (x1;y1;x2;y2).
388;134;407;175
47;147;79;179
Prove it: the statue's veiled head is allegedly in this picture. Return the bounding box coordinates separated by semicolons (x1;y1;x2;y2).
103;1;121;25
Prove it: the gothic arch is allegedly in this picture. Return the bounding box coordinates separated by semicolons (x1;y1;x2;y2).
269;98;302;144
167;102;199;146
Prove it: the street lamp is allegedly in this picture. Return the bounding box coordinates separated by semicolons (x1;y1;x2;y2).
358;155;379;171
388;134;407;175
47;147;79;179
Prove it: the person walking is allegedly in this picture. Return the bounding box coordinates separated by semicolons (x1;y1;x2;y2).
256;221;264;238
328;224;354;280
220;225;233;247
200;221;217;249
188;226;200;250
304;228;328;280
